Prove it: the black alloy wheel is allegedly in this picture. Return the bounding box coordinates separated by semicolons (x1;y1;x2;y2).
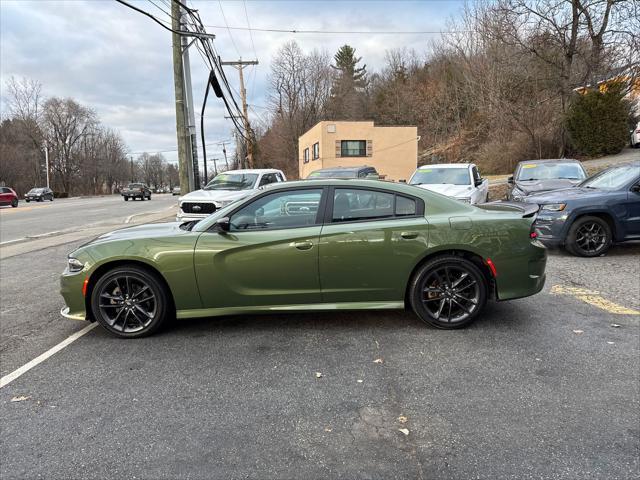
566;215;612;257
91;266;168;338
410;256;487;329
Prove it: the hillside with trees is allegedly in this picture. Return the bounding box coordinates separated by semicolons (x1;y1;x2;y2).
255;0;639;178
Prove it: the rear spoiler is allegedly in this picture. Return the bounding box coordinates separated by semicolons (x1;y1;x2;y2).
477;201;539;218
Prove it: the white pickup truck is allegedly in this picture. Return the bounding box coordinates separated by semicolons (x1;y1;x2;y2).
408;163;489;205
177;168;287;222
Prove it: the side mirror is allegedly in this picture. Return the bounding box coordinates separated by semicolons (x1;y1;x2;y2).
475;178;484;187
507;176;514;184
365;172;379;179
631;184;640;193
213;216;230;233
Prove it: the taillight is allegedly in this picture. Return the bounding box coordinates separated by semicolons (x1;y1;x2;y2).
82;277;89;297
530;231;538;239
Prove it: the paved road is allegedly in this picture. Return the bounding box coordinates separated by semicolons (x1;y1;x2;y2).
0;194;178;243
0;220;638;478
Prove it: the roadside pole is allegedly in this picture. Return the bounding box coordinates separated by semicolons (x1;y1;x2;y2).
171;0;191;194
44;144;50;189
220;59;258;168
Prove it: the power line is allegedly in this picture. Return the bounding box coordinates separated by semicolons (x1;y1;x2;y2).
199;24;469;35
218;0;241;57
242;0;258;60
114;0;214;38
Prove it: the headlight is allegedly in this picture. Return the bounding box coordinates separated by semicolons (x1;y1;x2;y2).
457;197;471;204
541;203;566;211
511;188;524;200
67;257;85;273
216;200;234;207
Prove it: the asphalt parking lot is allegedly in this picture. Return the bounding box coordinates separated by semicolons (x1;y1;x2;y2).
0;209;639;479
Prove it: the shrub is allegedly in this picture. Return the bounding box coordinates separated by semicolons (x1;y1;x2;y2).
566;83;631;156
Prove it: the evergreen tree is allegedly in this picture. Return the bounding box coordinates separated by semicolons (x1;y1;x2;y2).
332;45;367;87
566;83;631;156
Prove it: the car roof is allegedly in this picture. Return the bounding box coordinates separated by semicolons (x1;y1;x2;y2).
417;163;472;169
516;158;580;165
312;166;373;172
221;168;282;174
267;178;427;195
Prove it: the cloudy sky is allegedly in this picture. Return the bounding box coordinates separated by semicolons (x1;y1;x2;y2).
1;0;465;165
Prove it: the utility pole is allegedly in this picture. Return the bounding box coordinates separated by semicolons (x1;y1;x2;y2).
130;155;134;182
180;12;199;190
221;141;229;170
43;143;50;189
171;0;191;194
220;59;258;168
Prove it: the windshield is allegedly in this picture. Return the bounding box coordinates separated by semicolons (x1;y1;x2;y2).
517;162;585;181
307;170;357;179
204;173;258;191
410;168;470;186
28;188;44;193
580;164;639;190
127;184;143;188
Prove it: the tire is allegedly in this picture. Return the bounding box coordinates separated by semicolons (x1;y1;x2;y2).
26;199;30;203
409;255;488;329
147;194;151;200
38;197;43;202
124;196;129;201
91;265;170;338
565;215;612;257
50;196;54;201
11;198;18;208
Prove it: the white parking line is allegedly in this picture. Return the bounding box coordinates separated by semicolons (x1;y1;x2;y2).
0;323;98;389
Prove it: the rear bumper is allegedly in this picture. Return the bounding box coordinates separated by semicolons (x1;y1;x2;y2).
60;306;87;321
495;240;548;301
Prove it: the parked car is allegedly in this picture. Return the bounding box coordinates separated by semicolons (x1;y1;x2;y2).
409;163;488;204
508;159;587;201
177;169;286;223
0;187;19;207
172;186;181;196
121;183;151;201
306;166;379;180
631;122;640;148
60;178;547;338
525;161;640;257
25;187;54;202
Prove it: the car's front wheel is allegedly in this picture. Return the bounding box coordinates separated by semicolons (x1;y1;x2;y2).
91;265;170;338
124;196;129;201
565;215;612;257
409;255;488;329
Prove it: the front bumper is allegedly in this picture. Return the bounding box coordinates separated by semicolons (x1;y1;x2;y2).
176;211;209;222
532;211;568;246
60;267;89;321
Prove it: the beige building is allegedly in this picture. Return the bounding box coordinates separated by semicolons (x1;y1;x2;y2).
298;121;418;182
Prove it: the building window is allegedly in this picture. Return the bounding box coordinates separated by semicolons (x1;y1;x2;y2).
303;148;310;164
341;140;366;157
312;142;319;160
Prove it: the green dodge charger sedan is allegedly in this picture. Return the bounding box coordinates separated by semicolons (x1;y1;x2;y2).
61;180;547;338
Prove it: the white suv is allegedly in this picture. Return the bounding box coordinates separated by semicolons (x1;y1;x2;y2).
408;163;489;205
177;169;286;222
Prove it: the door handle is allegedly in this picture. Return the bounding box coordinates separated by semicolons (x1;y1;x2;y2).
293;241;313;251
400;232;419;239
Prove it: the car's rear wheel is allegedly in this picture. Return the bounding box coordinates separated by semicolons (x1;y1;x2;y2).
409;256;487;329
11;198;18;208
565;215;612;257
124;196;129;201
91;266;169;338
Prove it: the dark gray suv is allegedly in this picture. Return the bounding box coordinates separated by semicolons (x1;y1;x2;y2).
525;161;640;256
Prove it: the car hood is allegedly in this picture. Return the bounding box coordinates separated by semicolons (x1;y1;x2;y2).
414;184;474;198
84;222;188;246
515;178;582;195
523;187;603;203
179;188;253;203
